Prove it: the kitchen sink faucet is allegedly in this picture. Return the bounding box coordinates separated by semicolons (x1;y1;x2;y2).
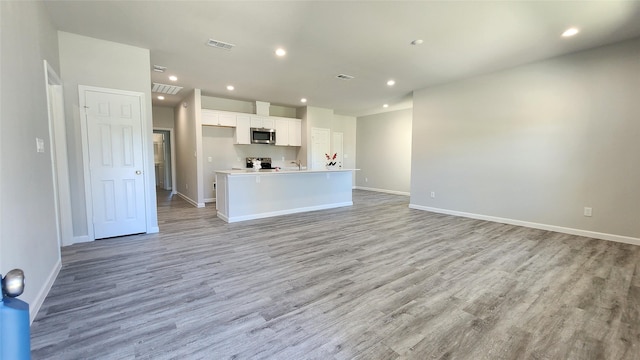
291;160;301;170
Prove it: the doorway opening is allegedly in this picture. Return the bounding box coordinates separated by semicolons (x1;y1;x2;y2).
153;130;173;191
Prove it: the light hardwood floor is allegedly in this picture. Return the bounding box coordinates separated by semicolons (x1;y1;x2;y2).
31;190;640;359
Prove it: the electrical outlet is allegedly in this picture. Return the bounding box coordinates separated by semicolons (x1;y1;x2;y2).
207;156;212;163
584;207;592;217
430;191;436;198
365;177;368;183
185;183;189;190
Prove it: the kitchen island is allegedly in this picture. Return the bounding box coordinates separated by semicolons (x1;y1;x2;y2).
215;168;356;223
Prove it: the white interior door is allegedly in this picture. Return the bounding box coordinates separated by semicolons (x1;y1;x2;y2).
311;127;330;169
84;90;146;239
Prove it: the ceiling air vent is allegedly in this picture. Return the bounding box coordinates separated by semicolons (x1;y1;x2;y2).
336;74;355;80
207;38;235;50
153;65;166;73
152;83;183;95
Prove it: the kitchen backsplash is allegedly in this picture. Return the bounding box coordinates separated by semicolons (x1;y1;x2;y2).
202;126;300;199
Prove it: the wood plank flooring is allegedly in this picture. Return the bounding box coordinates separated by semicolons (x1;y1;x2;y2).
31;190;640;359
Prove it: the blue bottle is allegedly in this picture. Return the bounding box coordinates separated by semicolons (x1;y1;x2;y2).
1;269;30;360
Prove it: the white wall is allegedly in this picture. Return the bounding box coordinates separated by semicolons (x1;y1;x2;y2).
356;109;412;194
411;38;640;241
175;90;203;206
1;0;62;318
201;95;298;118
58;31;158;240
299;106;357;172
152;106;175;129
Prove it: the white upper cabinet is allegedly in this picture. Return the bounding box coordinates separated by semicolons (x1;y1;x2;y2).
251;116;274;129
202;109;237;127
275;118;289;146
203;108;300;146
288;119;302;146
275;117;301;146
235;115;251;144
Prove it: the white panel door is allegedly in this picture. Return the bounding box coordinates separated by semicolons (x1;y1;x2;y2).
85;90;146;239
311;127;330;169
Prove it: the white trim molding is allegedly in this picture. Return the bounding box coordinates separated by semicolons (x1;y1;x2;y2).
219;202;353;223
30;259;62;323
409;204;640;247
355;186;410;196
177;192;205;208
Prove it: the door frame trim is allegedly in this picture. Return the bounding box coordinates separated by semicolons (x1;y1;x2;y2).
44;60;73;248
153;127;177;194
78;85;150;241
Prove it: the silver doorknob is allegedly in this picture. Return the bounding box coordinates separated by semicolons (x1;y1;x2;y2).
135;170;142;175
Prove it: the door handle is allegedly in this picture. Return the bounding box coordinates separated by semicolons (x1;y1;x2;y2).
136;170;142;175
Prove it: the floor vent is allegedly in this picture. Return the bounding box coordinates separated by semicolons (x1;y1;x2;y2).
207;39;235;50
336;74;355;80
152;83;183;95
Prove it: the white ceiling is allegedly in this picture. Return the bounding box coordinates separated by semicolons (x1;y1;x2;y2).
43;1;640;116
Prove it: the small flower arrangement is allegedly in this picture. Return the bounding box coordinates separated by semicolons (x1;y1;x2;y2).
325;153;337;167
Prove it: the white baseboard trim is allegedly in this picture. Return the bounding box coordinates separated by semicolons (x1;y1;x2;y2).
177;192;205;208
219;202;353;223
71;235;92;245
204;197;215;203
147;226;160;234
355;186;410;196
30;258;61;323
409;204;640;246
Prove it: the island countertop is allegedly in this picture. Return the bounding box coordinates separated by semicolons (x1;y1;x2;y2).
216;168;358;175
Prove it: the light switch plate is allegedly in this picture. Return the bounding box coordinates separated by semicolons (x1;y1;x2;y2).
36;138;45;153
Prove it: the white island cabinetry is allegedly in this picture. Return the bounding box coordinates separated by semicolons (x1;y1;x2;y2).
216;169;355;223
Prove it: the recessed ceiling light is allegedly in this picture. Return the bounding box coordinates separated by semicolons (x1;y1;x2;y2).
411;39;424;45
157;95;165;100
562;27;579;37
169;75;178;81
383;104;389;108
227;85;234;91
387;80;395;86
300;98;307;103
275;48;286;57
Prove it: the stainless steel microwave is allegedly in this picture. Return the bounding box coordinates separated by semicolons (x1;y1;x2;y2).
251;127;276;144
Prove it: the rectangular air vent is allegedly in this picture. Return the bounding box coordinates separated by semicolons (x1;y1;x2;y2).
336;74;355;80
152;83;183;95
153;65;166;73
207;39;235;50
